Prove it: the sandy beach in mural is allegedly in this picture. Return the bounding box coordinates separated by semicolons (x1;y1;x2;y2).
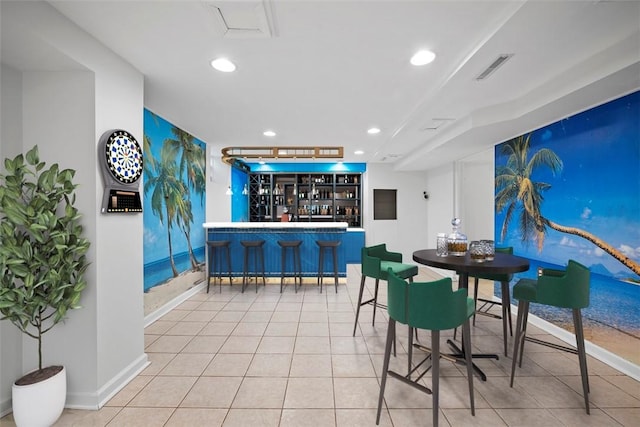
143;267;205;316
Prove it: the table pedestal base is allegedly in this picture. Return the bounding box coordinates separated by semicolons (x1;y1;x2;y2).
446;339;498;381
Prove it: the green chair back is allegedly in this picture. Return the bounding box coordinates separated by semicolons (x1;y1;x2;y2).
361;244;402;280
388;269;474;331
475;247;513;282
537;259;590;309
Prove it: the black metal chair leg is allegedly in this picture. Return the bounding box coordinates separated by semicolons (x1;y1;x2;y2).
206;247;212;293
501;281;509;356
510;300;526;387
372;279;380;326
353;275;367;336
408;326;413;379
432;329;440;427
473;277;480;326
332;246;338;292
280;247;286;293
462;320;475;416
226;246;232;288
318;248;324;293
376;318;395;425
573;308;590;414
518;301;529;367
242;247;249;293
259;247;265;291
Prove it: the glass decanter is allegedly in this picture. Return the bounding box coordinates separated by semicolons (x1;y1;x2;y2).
447;217;468;256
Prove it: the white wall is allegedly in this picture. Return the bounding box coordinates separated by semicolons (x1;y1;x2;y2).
21;69;100;400
459;149;495;242
363;163;429;262
205;146;232;222
0;64;25;416
425;162;456;241
0;1;147;411
420;153;495;278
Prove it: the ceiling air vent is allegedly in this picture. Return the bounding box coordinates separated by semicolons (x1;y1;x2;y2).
476;54;514;81
204;0;275;39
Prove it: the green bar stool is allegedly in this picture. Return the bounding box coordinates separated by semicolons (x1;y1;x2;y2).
469;246;514;356
354;244;419;372
376;270;475;427
352;244;418;336
510;259;591;414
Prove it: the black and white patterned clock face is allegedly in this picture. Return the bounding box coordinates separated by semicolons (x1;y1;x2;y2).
104;130;143;184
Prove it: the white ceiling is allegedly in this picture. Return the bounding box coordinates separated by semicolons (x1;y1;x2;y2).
3;0;639;170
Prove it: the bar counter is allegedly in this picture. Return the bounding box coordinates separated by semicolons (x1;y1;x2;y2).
203;222;365;279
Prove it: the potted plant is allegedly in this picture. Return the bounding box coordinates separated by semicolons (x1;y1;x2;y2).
0;146;90;426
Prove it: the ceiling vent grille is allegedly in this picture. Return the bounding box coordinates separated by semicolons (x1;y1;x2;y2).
205;0;275;39
476;54;514;80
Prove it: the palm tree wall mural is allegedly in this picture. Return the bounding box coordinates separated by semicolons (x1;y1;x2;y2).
496;134;640;276
494;91;639;364
142;110;206;292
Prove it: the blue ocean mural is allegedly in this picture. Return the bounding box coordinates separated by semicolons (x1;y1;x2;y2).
143;109;206;291
494;91;640;362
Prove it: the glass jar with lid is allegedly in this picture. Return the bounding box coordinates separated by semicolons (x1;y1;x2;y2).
447;218;468;256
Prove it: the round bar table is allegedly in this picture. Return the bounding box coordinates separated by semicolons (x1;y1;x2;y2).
412;249;530;380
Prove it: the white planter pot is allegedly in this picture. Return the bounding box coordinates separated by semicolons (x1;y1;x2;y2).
12;366;66;427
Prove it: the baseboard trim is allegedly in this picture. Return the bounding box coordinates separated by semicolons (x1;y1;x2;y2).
144;281;206;327
511;301;640;381
64;353;150;410
0;397;11;419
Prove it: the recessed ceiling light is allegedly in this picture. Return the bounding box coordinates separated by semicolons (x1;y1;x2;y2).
367;127;381;134
210;58;236;72
354;150;364;155
263;130;276;137
410;50;436;66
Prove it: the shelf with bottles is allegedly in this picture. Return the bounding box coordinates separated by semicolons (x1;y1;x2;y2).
297;174;333;184
248;171;361;226
335;174;360;185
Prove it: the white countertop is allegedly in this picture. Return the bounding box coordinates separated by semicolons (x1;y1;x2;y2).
203;222;355;229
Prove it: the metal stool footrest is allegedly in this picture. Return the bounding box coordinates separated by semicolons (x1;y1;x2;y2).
475;297;503;320
358;297;387;311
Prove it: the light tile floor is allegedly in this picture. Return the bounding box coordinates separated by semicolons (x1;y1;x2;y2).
2;265;639;426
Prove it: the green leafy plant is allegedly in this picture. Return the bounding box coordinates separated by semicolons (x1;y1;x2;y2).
0;146;90;376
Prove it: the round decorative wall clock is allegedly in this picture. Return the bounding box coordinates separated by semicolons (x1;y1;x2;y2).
98;129;144;213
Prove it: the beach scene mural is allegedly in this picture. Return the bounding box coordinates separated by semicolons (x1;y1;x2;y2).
494;91;640;364
143;109;206;314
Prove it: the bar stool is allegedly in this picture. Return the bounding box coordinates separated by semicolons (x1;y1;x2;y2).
277;240;302;293
316;240;341;293
240;240;266;293
510;259;591;414
376;270;475;427
353;244;418;335
206;240;232;293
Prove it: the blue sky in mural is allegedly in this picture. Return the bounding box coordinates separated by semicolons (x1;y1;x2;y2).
142;109;206;267
495;91;640;279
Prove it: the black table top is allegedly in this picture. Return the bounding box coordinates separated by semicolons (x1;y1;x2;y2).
412;249;530;276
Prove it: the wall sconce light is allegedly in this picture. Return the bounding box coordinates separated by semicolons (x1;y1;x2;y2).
242;184;249;195
226;186;233;196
